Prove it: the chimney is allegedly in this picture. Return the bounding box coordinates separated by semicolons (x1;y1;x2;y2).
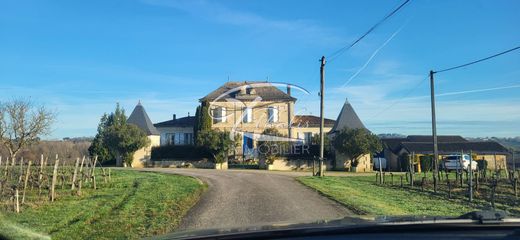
287;85;291;96
188;112;190;117
173;114;176;120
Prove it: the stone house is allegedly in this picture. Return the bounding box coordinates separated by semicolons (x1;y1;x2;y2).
154;81;335;162
380;135;509;171
328;99;373;172
126;102;160;168
154;115;195;146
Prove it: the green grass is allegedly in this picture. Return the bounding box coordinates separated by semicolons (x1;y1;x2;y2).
298;175;489;217
0;170;205;240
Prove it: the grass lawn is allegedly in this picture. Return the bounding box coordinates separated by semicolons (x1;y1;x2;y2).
0;170;205;240
298;175;519;217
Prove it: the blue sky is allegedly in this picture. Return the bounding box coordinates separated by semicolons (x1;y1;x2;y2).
1;0;519;139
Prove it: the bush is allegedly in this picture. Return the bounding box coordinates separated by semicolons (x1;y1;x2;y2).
151;145;212;160
285;144;333;160
399;153;410;171
476;159;488;171
420;155;433;172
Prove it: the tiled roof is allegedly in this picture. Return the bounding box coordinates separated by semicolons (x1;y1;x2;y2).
406;135;468;142
127;102;159;135
292;115;335;128
330;99;366;133
200;81;296;102
401;141;509;154
154;116;196;128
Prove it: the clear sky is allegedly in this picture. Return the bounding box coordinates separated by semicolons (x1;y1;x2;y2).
1;0;519;139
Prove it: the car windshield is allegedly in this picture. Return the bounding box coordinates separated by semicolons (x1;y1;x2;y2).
1;0;520;239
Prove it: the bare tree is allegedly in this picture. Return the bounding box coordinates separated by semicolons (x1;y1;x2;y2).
0;99;56;159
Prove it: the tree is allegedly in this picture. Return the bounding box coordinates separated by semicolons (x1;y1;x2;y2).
193;105;201;143
0;99;56;159
88;113;114;163
90;104;150;167
195;101;212;146
200;101;212;132
104;124;150;167
332;127;382;167
257;128;287;165
196;129;237;163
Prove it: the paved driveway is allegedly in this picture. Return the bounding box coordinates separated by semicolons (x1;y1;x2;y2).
139;168;352;231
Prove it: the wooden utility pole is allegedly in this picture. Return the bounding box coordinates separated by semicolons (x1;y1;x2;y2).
429;70;439;193
469;150;473;202
318;56;326;177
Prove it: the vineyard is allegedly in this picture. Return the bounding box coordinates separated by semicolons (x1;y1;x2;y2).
0;154;108;213
0;155;205;239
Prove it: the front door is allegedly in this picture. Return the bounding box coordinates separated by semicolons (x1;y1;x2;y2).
243;133;254;160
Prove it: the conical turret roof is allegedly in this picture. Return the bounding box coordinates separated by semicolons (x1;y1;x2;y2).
127;101;159;136
330;98;366;133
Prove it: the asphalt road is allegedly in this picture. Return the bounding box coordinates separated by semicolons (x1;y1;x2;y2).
140;168;352;231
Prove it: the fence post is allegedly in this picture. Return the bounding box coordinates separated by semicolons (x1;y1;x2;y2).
514;178;518;199
491;178;497;209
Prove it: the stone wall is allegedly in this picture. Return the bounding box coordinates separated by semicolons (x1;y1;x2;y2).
149;159;228;169
131;135;160;168
334;152;373;172
258;158;332;171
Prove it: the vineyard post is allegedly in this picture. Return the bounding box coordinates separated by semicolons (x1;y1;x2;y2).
92;156;98;190
18;157;24;184
22;160;32;204
4;156;9;177
15;187;20;213
71;157;80;190
77;156;85;195
38;155;44;195
50;158;59;202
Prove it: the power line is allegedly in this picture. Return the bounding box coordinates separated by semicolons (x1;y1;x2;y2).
327;0;411;63
367;74;428;120
434;45;520;74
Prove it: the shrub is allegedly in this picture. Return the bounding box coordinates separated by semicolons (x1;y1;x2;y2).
476;159;488;171
151;145;212;160
420;155;433;172
399;153;410;171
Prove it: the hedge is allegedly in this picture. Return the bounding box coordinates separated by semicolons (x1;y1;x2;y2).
151;145;212;160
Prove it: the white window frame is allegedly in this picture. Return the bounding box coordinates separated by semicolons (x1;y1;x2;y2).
267;106;278;123
213;107;226;124
243;107;253;123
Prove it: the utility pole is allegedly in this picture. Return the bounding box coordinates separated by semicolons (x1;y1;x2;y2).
318;56;326;177
469;150;473;202
430;70;439;193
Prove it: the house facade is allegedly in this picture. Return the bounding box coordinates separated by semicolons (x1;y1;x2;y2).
154;115;195;146
153;81;335;162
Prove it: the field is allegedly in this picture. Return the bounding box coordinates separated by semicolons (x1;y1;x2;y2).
298;172;520;217
0;170;205;240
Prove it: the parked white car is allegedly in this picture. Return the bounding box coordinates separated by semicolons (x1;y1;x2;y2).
442;154;478;171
